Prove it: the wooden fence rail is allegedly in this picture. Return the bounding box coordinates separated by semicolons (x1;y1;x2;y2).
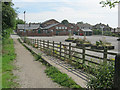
22;37;117;68
20;37;120;87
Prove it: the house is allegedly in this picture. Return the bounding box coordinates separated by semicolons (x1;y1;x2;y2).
63;23;79;35
111;27;120;34
17;19;78;36
77;23;93;36
17;23;41;36
40;19;59;28
92;23;112;32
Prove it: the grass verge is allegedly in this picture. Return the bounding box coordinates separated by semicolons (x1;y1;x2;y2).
18;38;82;88
2;38;17;88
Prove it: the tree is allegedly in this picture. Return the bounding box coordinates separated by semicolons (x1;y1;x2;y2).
100;0;119;8
2;2;17;38
61;20;69;25
15;18;24;29
77;21;83;24
16;18;24;24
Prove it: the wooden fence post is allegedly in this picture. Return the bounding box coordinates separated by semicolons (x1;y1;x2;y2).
32;39;34;47
37;39;39;48
69;43;71;60
47;40;49;49
114;54;120;88
82;45;85;64
31;39;32;45
53;41;54;56
43;40;45;50
60;42;62;59
33;39;35;47
40;40;41;50
114;53;120;89
103;47;107;64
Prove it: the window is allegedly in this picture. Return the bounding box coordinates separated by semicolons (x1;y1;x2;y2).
56;27;58;29
62;27;64;29
51;30;53;32
65;27;67;29
71;26;74;29
20;30;23;32
59;27;61;29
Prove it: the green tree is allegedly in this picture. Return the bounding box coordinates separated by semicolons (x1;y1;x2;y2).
2;2;17;38
77;21;83;24
93;29;102;35
100;0;119;8
16;18;24;25
15;18;24;29
61;19;69;25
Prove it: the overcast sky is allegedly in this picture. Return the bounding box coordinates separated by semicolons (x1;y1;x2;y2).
13;0;118;28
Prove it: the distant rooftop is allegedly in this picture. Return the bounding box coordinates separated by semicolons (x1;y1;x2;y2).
17;24;40;30
81;29;93;32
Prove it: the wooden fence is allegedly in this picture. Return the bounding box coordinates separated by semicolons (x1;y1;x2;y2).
21;37;120;88
22;38;117;68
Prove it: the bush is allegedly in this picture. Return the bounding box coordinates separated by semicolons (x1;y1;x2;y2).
93;29;102;35
87;62;114;89
2;28;13;39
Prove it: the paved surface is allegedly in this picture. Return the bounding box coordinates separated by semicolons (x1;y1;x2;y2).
27;35;119;52
12;38;61;88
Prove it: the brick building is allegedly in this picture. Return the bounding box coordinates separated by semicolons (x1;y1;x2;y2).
17;19;79;36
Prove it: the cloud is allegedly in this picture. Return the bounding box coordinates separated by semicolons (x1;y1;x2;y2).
14;0;118;28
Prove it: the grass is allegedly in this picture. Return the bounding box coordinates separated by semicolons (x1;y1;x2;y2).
45;66;82;88
2;38;17;88
18;38;82;88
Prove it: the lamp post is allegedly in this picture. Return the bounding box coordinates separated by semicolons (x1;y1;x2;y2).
100;25;104;36
100;25;105;42
24;11;26;36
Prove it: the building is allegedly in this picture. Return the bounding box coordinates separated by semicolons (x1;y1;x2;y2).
17;23;41;36
77;23;93;36
111;28;120;34
92;23;112;32
17;19;79;36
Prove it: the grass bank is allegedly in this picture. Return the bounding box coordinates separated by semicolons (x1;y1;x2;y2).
2;38;17;88
18;38;82;88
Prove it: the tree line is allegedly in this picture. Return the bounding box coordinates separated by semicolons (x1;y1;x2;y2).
2;2;24;39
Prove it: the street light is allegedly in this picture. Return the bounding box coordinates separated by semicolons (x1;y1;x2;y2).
23;11;26;43
24;11;26;35
100;25;105;42
100;25;104;36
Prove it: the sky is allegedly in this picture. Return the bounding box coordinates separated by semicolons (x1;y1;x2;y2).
13;0;118;28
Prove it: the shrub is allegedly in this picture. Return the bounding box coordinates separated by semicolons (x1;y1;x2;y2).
87;62;114;89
